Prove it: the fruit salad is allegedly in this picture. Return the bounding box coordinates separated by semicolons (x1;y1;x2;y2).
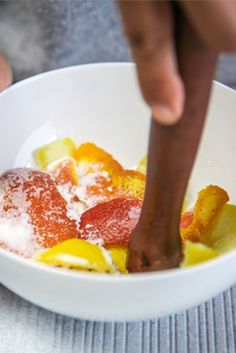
0;137;235;274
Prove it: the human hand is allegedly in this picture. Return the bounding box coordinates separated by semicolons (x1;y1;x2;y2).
0;55;12;92
118;0;236;125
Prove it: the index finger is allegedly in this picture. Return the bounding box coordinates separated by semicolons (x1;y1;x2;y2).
118;0;184;125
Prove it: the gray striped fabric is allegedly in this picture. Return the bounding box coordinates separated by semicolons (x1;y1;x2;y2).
1;284;236;353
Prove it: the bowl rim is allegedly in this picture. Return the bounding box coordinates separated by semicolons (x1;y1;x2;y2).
0;62;236;283
1;61;235;98
0;62;136;98
0;243;236;282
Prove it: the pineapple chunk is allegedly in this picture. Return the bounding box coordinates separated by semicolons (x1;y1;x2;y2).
113;170;145;199
182;241;218;267
106;245;128;274
137;155;147;175
37;238;115;273
210;204;236;253
34;138;76;170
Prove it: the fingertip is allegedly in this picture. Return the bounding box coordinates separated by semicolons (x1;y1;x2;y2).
151;103;182;125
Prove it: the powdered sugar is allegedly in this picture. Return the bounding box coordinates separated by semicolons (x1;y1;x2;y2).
0;218;37;257
128;205;142;220
0;169;39;256
75;170;112;208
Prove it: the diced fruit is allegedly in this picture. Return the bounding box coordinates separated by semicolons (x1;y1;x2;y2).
182;241;218;267
113;170;145;199
48;157;79;186
181;185;229;244
34;138;76;170
37;238;115;273
85;175;117;204
137;155;147;175
0;168;78;250
210;204;236;253
79;198;142;245
180;212;194;229
74;142;123;177
106;245;128;274
74;142;145;200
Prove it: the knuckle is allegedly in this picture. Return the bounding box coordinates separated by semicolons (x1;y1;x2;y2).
127;28;171;61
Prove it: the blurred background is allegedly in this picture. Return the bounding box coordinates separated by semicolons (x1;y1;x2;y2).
0;0;235;89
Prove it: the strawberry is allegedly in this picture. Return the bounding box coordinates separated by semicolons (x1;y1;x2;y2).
79;198;142;245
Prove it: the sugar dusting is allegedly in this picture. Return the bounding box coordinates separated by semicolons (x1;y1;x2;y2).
0;169;40;256
0;219;37;257
76;168;112;208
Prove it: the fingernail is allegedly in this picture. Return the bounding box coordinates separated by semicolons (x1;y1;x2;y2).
151;104;179;125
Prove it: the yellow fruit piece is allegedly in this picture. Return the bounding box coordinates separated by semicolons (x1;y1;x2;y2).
37;238;115;273
34;138;76;170
74;142;123;177
106;245;128;274
182;241;219;267
181;185;229;244
137;155;147;175
114;170;146;199
48;157;79;186
210;204;236;253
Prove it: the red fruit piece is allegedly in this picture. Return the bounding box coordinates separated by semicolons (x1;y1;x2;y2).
79;198;142;245
0;168;78;252
180;211;194;229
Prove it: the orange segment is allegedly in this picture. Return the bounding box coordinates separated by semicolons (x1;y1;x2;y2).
74;142;123;177
181;185;229;244
86;175;117;202
74;143;146;201
48;157;79;186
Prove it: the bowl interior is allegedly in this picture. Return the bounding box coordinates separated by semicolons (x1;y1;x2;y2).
1;64;236;205
0;64;150;173
1;64;236;320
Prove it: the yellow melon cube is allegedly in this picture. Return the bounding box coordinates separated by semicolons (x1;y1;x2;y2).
182;241;218;267
106;245;128;274
137;156;147;175
34;138;76;170
210;204;236;253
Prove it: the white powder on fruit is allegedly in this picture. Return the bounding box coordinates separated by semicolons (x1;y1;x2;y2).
56;253;89;267
128;206;141;220
0;169;40;256
0;218;36;257
75;170;111;208
100;246;114;269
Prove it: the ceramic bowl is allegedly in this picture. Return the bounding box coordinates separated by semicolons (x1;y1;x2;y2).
0;63;236;321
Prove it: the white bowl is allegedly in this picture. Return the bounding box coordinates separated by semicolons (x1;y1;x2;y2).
0;63;236;322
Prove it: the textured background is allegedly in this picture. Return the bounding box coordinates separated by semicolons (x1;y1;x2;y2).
0;1;236;352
